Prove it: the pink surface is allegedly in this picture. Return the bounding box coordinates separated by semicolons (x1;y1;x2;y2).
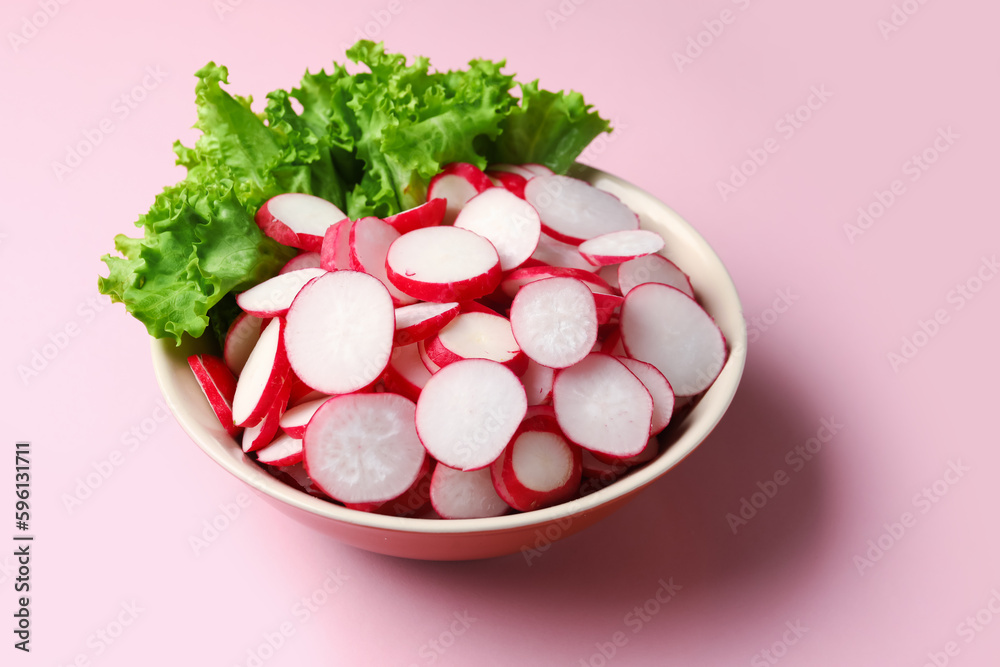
3;0;998;665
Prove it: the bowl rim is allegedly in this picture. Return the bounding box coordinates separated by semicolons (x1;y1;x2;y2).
151;164;747;536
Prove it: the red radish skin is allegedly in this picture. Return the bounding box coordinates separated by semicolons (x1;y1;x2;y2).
242;378;291;453
593;435;660;467
279;252;322;274
520;359;555;406
578;229;665;267
235;268;326;318
510;277;598;369
552;353;653;458
417;340;442;374
383;343;434;402
490;421;582;512
592;292;624;326
530;233;601;273
224;312;264;375
232;318;290;427
256;193;348;252
279;397;328;439
616;357;675;435
424;312;526;375
320;218;354;271
620;283;726;396
427;163;493;225
617;254;695;298
454;189;541;271
383;198;447;235
430;465;510;519
599;326;627;356
284;271;395;396
485;170;528;198
349;216;418;306
415;359;527;471
386;226;502;303
188;354;241;437
524;175;639;245
394;301;460;346
501;265;615;299
304;393;427;505
255;432;304;467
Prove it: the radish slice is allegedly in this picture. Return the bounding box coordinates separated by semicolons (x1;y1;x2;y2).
394;301;460;346
224;312;263;375
349;216;418;306
383;198;446;235
620;283;726;396
427;163;493;225
593;292;624;326
383;344;433;402
430;465;510;519
617;254;695;298
485;170;528;198
241;381;289;453
491;422;581;512
520;359;554;406
188;354;240;437
279;397;328;439
598;264;621;291
304;393;427;504
600;325;626;356
578;229;665;267
415;359;527;470
530;233;601;272
489;163;537;180
552;353;653;457
580;449;630;479
256;193;347;252
255;432;304;467
279;252;322;274
524;175;639;245
232;318;290;427
417;340;442;374
386;226;502;303
235;268;326;318
285;271;395;395
593;435;660;467
454;189;541;271
522;163;554;177
616;358;674;435
424;312;526;375
378;458;434;517
320;218;353;271
501;265;615;299
510;277;597;369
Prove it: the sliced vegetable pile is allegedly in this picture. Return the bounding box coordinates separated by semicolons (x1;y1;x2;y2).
188;162;728;519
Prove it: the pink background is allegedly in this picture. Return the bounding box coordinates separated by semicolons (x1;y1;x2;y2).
3;0;999;665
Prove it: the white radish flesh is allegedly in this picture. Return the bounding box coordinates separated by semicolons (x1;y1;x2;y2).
427;163;493;225
618;254;695;298
524;175;639;245
383;198;446;235
552;353;652;457
235;268;326;318
279;252;322;274
424;312;525;374
232;318;289;427
386;226;502;303
188;354;240;437
519;359;554;406
530;233;601;272
415;359;527;471
578;229;665;266
279;397;329;439
454;189;541;271
256;193;347;252
488;164;537;180
255;432;304;467
349;216;418;306
500;265;614;299
430;465;510;519
522;163;555;177
616;357;674;435
284;271;395;395
620;283;726;396
394;301;460;346
224;312;263;375
510;277;597;369
383;343;433;402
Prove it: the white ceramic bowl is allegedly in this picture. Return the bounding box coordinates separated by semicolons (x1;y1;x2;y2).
151;165;747;561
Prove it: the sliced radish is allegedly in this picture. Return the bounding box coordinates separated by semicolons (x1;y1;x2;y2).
501;265;614;299
304;393;427;504
284;271;395;395
383;343;433;402
279;397;328;439
430;465;510;519
491;421;581;512
427;163;493;225
377;458;434;517
235;268;326;318
424;312;526;375
578;229;665;267
530;232;601;273
485;170;528;198
319;218;353;271
522;163;555;177
600;325;627;356
552;353;652;457
256;193;347;252
416;340;442;374
616;358;674;435
394;301;460;346
386;226;502;303
255;432;304;467
454;189;541;271
580;449;631;480
224;312;263;375
232;318;290;427
489;163;537;180
520;359;554;406
383;198;446;235
459;300;502;316
279;252;322;274
510;277;597;369
524;175;639;245
592;435;660;466
620;283;726;396
593;292;624;326
598;264;621;291
349;216;418;306
618;254;695;298
415;359;527;470
188;354;240;437
241;381;289;453
286;372;326;406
